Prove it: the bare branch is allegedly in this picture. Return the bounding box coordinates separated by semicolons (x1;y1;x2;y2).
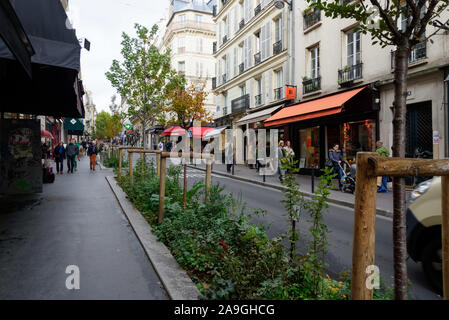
370;0;402;41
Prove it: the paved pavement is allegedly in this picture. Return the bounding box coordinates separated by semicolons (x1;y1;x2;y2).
0;156;168;300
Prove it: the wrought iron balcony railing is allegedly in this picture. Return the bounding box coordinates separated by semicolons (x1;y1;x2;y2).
254;4;261;16
239;63;244;74
255;94;262;106
391;41;427;69
273;40;282;55
303;9;321;30
239;19;245;30
212;77;217;89
222;73;227;84
222;35;228;46
213;41;217;54
254;52;261;65
338;63;363;86
302;77;321;94
231;94;250;113
274;87;283;100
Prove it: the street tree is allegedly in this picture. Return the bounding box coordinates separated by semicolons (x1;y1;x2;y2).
94;111;121;141
165;81;213;207
307;0;449;299
106;23;183;148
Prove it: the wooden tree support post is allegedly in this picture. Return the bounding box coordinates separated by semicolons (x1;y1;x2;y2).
351;152;378;300
205;159;212;201
156;152;161;176
442;176;449;300
129;151;134;185
118;148;123;178
158;156;167;224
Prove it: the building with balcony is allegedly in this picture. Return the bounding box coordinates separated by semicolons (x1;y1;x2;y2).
160;0;217;118
212;0;295;135
263;1;449;173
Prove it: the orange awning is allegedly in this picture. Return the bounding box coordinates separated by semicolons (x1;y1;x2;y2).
265;87;367;127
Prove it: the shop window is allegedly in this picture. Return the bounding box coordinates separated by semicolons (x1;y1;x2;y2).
340;120;376;163
299;127;320;168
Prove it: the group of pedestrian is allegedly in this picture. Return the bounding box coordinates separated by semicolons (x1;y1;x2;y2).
53;139;79;174
277;140;294;182
52;139;99;174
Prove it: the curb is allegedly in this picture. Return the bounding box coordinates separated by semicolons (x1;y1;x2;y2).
105;176;201;300
187;165;393;218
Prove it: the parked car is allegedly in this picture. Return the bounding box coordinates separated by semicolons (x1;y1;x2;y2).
406;177;442;294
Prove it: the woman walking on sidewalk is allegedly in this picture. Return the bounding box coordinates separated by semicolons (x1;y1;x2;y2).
278;140;287;182
329;144;344;191
88;140;98;171
53;142;66;174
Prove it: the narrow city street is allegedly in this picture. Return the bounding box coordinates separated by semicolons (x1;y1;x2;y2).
0;157;167;300
184;166;441;300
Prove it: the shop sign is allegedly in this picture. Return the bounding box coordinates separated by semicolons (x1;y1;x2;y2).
285;86;296;100
125;124;132;130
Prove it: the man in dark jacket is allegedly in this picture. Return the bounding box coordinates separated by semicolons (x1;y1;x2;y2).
53;142;66;174
66;139;79;174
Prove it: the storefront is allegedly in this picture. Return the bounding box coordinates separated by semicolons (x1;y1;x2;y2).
265;86;380;173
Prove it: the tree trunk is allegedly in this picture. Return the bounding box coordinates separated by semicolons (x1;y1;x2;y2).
141;119;147;149
183;163;187;208
392;42;410;300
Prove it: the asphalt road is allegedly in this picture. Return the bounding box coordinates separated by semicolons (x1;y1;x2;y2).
183;166;441;300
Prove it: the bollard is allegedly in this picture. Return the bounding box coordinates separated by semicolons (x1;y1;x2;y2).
311;167;315;193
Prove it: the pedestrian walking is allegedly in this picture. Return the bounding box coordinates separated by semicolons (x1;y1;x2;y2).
376;140;390;193
285;141;295;165
329;144;344;191
53;141;66;174
278;140;287;182
66;139;79;174
88;140;99;171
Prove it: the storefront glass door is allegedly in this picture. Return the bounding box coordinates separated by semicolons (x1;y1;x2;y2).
299;126;320;168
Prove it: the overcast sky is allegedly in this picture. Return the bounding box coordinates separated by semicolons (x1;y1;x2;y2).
69;0;167;113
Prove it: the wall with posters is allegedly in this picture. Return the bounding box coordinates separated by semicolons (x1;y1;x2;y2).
0;119;42;194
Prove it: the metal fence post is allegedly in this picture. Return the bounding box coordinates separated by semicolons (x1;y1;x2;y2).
158;156;167;224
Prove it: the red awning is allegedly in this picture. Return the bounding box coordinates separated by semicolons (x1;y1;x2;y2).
264;87;367;127
161;126;214;139
41;129;54;139
161;126;185;136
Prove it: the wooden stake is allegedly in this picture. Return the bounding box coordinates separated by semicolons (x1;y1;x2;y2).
129;152;134;185
351;152;378;300
158;156;167;224
442;176;449;300
156;152;161;176
118;148;123;178
205;159;212;201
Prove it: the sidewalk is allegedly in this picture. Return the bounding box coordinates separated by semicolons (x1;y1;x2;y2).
189;161;410;217
0;156;168;299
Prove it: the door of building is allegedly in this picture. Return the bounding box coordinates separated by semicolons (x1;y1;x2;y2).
405;101;433;185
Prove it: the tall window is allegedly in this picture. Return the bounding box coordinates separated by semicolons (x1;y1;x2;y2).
178;14;186;23
346;29;361;67
240;84;246;96
196;38;203;53
274;17;282;42
178;37;185;54
178;61;185;74
310;46;320;79
274;69;283;88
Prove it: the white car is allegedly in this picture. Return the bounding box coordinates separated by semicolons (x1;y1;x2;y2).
406;177;442;294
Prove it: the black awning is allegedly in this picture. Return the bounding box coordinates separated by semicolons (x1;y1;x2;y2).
0;0;83;118
0;0;34;77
